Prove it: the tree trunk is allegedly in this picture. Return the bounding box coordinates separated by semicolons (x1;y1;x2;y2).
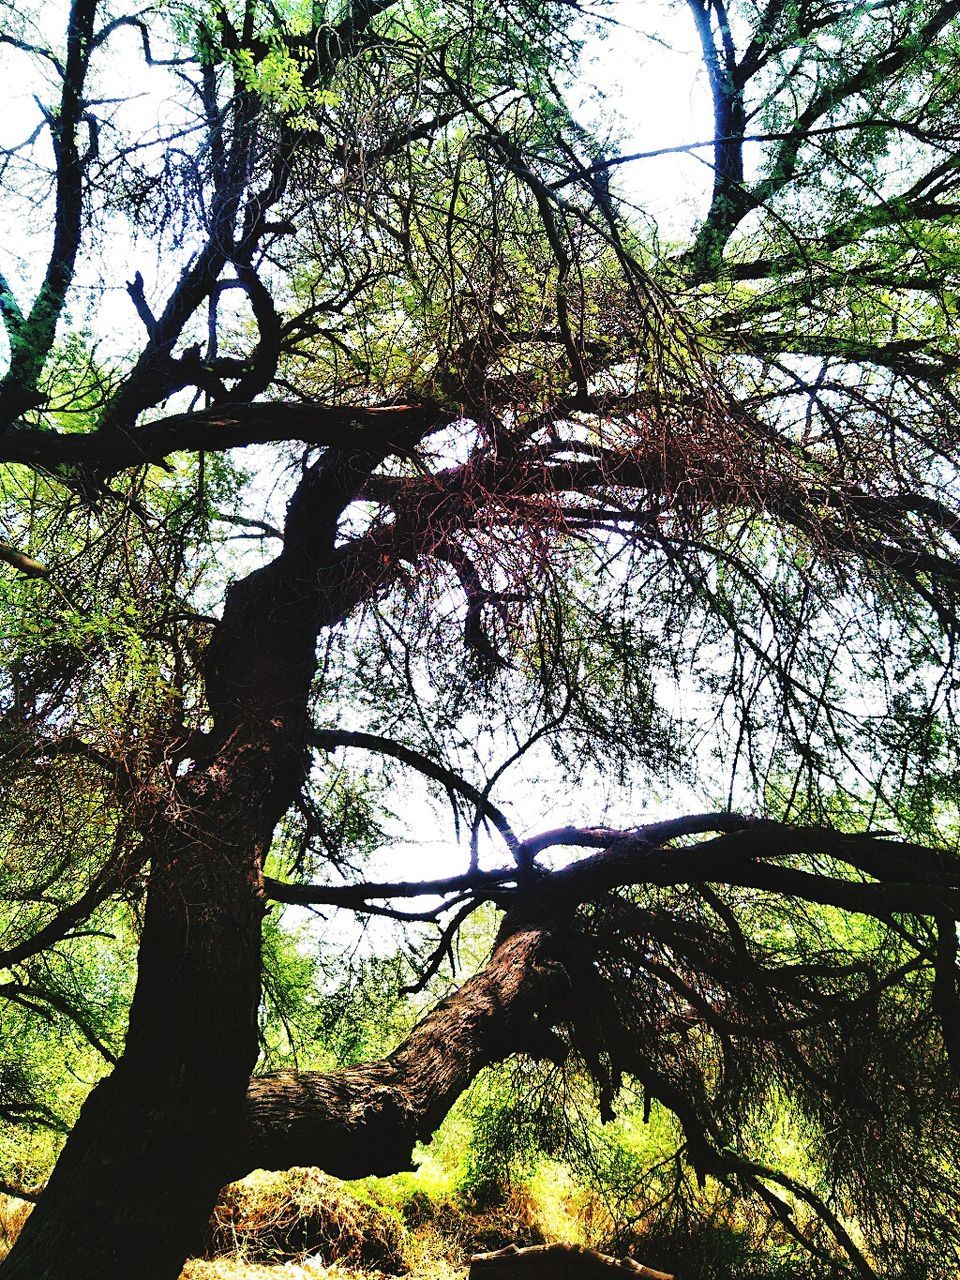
3;912;574;1279
0;435;494;1278
0;446;403;1280
237;927;571;1179
0;729;299;1280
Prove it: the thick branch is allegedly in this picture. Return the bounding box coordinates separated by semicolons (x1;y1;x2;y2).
0;401;448;478
239;926;568;1179
246;812;960;1184
0;0;98;420
685;0;749;275
0;542;47;578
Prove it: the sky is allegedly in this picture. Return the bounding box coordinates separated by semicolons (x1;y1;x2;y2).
0;0;716;335
0;1;719;920
576;0;714;236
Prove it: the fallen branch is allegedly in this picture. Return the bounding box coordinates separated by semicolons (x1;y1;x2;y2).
469;1243;675;1280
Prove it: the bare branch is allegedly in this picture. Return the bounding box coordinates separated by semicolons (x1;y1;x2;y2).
0;400;450;478
310;727;522;860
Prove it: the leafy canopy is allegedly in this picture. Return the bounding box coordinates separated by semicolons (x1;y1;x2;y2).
0;0;960;1275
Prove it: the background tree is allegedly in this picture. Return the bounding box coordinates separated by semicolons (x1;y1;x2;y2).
0;0;959;1277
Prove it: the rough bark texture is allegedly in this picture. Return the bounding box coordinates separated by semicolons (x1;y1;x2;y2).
238;927;570;1179
0;450;382;1280
0;730;304;1280
3;918;577;1277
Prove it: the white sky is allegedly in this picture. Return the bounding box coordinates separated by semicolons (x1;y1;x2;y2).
1;0;715;333
577;0;714;236
0;1;718;913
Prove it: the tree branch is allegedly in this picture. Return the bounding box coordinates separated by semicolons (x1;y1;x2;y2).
238;925;569;1179
310;727;521;860
0;543;47;578
0;401;449;478
0;0;99;422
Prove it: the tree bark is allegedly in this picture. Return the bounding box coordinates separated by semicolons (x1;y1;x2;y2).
3;918;574;1278
0;449;384;1280
0;730;301;1280
237;926;571;1180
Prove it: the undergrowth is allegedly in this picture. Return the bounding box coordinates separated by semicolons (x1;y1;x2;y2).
0;1081;870;1280
0;1160;859;1280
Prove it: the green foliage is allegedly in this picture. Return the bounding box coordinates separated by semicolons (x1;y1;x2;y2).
258;915;415;1071
0;908;137;1189
2;0;960;1275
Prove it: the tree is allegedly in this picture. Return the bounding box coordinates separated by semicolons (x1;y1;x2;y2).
0;0;959;1275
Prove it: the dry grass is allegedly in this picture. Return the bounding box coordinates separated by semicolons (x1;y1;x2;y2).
0;1166;575;1279
182;1263;328;1279
187;1167;583;1280
206;1169;407;1272
0;1194;32;1260
180;1258;462;1279
0;1174;457;1277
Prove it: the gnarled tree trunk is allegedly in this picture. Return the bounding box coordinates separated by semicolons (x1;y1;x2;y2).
4;910;575;1279
0;720;312;1279
237;926;570;1180
0;450;384;1280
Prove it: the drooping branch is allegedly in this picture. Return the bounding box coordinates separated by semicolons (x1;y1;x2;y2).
350;433;960;636
309;727;521;859
252;812;960;1191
